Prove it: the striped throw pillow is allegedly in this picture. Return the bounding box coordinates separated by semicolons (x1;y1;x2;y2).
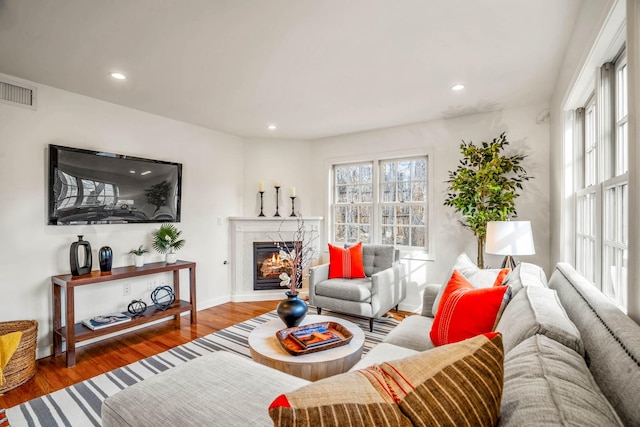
328;242;366;279
268;333;504;427
430;270;511;346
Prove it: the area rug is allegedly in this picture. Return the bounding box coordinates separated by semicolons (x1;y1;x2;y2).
3;309;399;427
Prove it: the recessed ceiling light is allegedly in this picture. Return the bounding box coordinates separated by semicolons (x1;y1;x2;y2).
109;72;127;80
451;84;465;91
267;124;277;130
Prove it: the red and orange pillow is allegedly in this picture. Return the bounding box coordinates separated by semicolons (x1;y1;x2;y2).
328;242;366;279
430;270;511;346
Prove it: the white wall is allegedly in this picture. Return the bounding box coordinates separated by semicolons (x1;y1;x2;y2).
0;74;244;358
241;138;313;219
308;104;551;312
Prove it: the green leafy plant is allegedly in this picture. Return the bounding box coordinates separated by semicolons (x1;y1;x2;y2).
151;223;186;254
128;245;149;256
444;132;531;268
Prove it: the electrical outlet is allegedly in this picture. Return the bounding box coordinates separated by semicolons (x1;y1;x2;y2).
123;283;131;296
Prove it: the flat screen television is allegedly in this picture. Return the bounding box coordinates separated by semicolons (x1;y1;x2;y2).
48;145;182;225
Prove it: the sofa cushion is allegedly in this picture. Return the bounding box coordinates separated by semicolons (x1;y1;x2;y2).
432;252;509;315
101;351;310;427
503;261;548;296
430;270;510;346
496;285;584;355
328;242;366;279
314;278;372;302
269;333;504;427
501;334;623;427
383;315;435;351
349;343;420;371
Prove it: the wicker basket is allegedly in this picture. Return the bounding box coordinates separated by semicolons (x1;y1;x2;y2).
0;320;38;393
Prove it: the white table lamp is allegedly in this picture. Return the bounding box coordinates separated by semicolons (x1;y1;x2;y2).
485;221;535;269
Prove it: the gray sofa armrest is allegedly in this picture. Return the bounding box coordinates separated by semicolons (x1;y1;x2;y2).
421;284;442;318
370;263;405;318
309;263;329;306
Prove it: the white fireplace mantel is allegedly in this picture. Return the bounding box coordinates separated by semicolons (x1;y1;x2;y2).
229;217;323;302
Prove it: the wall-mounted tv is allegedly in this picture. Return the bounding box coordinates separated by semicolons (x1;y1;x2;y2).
48;145;182;225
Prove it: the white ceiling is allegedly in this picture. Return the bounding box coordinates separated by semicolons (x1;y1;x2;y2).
0;0;586;139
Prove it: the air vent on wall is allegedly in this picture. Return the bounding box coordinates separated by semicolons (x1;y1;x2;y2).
0;79;37;110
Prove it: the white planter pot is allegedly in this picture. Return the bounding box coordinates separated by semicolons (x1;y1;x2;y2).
134;254;145;267
165;252;178;264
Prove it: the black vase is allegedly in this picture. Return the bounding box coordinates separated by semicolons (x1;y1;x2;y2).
276;291;308;327
99;246;113;272
70;235;92;276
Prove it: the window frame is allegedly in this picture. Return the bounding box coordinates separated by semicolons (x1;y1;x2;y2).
326;150;433;258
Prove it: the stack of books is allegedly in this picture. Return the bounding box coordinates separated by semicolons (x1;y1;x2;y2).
82;313;131;330
290;325;341;349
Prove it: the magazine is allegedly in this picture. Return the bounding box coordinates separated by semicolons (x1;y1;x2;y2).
290;325;341;348
82;312;131;330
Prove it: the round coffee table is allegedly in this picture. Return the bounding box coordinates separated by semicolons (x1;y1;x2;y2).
248;315;365;381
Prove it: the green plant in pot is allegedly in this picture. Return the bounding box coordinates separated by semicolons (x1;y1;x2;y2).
152;224;185;264
444;132;531;268
129;245;149;267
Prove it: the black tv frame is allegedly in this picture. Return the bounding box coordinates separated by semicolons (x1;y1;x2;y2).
48;144;182;225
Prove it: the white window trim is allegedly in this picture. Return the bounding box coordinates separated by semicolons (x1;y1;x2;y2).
324;148;434;260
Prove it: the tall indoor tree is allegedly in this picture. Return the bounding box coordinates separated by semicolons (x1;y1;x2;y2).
444;132;531;268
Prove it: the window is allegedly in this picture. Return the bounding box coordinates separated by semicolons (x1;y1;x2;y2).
572;51;628;310
332;156;429;251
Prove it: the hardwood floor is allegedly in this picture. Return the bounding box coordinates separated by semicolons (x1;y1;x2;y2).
0;300;279;409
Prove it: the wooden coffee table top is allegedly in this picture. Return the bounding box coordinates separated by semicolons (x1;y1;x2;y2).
248;315;365;381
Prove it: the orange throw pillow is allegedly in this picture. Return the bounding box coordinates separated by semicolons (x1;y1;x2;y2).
430;270;511;346
328;242;366;279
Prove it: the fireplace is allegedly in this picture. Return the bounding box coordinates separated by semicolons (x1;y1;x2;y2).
253;241;297;291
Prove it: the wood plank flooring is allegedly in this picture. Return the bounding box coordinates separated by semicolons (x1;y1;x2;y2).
0;300;278;409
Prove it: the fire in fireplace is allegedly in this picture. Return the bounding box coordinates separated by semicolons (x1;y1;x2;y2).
253;241;297;290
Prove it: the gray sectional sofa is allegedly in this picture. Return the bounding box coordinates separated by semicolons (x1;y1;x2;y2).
101;262;640;426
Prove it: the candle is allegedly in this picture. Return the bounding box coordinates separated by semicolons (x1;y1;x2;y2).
258;181;264;192
274;181;281;187
290;187;296;197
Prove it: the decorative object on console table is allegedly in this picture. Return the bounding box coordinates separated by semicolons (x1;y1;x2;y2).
151;285;176;311
129;245;149;267
152;223;185;264
82;313;131;331
70;235;92;276
99;246;113;272
127;299;147;317
485;220;535;269
273;217;319;327
444;132;531;268
274;184;281;217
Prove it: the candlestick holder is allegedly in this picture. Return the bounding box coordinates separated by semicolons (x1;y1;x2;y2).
258;191;265;217
274;186;281;217
290;196;297;217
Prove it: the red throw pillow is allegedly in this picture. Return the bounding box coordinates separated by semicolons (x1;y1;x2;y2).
430;270;510;346
494;268;510;286
328;242;366;279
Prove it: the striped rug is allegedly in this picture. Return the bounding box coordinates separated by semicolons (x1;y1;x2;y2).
4;309;399;427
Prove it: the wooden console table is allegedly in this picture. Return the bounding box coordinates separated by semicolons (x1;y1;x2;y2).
52;260;197;367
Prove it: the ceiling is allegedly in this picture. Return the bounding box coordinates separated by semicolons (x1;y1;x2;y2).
0;0;586;139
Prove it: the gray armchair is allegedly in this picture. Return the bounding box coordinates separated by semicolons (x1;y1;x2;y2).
309;244;406;331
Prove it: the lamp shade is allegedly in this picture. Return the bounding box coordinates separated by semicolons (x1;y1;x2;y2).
485;221;535;256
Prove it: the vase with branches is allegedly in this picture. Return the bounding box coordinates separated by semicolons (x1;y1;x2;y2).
271;217;319;327
444;132;531;268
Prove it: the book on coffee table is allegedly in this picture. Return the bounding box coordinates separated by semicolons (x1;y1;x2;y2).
289;325;341;349
82;312;131;330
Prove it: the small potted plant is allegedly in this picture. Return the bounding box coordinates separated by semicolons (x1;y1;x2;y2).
129;245;149;267
152;223;185;264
